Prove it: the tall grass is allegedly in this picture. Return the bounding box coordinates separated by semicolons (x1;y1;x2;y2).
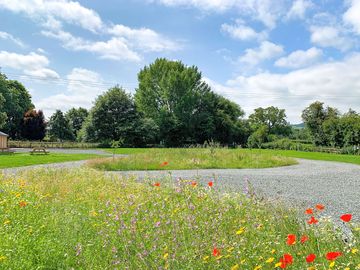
0;169;358;269
89;148;297;171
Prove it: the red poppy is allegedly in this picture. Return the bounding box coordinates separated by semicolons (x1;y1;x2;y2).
19;201;28;207
300;235;309;244
306;253;316;263
316;204;325;211
305;208;313;215
191;181;197;187
307;216;318;225
340;214;352;223
279;253;293;268
212;247;220;257
208;181;213;187
154;182;160;187
160;161;169;167
326;251;342;261
286;234;296;245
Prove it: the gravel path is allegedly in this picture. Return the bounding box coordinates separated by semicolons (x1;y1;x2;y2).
110;159;360;220
2;156;359;220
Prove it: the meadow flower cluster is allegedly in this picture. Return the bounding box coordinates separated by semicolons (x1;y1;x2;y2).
0;168;359;269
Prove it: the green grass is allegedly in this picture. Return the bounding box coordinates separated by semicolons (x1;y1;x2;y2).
90;148;297;171
101;147;151;155
262;149;360;165
0;168;358;269
101;147;360;168
0;153;101;169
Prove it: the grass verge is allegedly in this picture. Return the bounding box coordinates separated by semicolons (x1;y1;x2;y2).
89;148;297;171
262;150;360;165
0;168;358;269
0;153;101;169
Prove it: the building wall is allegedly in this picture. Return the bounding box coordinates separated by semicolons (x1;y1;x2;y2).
0;136;7;149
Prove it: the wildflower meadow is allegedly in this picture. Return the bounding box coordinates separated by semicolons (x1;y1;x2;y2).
0;168;359;269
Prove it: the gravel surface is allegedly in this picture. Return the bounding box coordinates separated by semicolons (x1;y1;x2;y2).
2;157;359;220
109;159;360;220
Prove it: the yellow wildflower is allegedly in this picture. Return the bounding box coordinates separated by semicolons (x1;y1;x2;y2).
274;262;282;268
307;267;316;270
15;193;21;198
240;259;246;264
203;256;209;261
266;257;274;263
163;253;169;260
89;210;98;217
3;220;10;225
254;266;262;270
344;268;350;270
329;261;335;268
351;248;358;254
231;264;239;270
271;249;276;254
236;227;245;235
227;247;234;252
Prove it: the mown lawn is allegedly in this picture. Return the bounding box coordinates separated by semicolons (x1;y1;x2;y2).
0;168;358;269
90;148;297;171
0;153;101;169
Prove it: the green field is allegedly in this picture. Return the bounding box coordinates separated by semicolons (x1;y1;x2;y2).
91;148;297;170
0;153;101;169
0;168;358;269
103;147;360;168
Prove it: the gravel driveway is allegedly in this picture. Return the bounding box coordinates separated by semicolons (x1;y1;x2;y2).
2;157;359;220
111;159;360;220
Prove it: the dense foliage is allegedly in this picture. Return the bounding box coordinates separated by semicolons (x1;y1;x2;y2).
48;110;74;141
135;58;247;146
0;73;34;138
21;110;47;140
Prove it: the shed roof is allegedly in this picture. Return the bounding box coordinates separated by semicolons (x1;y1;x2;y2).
0;131;9;137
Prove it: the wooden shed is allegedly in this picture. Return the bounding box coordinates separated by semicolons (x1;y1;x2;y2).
0;131;9;150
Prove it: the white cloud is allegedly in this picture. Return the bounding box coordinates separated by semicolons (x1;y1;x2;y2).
206;54;360;123
310;26;353;51
0;51;59;79
221;20;267;41
149;0;286;29
0;0;103;32
238;41;284;66
41;30;142;62
343;0;360;35
286;0;313;20
0;31;26;47
108;24;180;52
36;68;106;114
275;47;323;68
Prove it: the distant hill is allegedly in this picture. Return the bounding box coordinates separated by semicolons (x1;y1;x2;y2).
291;123;305;129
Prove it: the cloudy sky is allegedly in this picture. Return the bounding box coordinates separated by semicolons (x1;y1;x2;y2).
0;0;360;123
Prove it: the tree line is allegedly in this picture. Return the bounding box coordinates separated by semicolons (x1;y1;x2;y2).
1;58;359;149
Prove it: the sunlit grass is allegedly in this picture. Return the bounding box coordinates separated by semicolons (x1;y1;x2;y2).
0;168;358;269
0;153;102;169
90;148;297;170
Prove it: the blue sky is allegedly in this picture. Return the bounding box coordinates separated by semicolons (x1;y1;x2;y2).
0;0;360;123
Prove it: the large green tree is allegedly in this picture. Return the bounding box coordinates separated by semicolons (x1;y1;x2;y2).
0;73;33;138
135;58;246;146
302;101;339;145
21;110;47;140
48;110;74;141
81;86;158;146
65;107;88;139
0;93;6;128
